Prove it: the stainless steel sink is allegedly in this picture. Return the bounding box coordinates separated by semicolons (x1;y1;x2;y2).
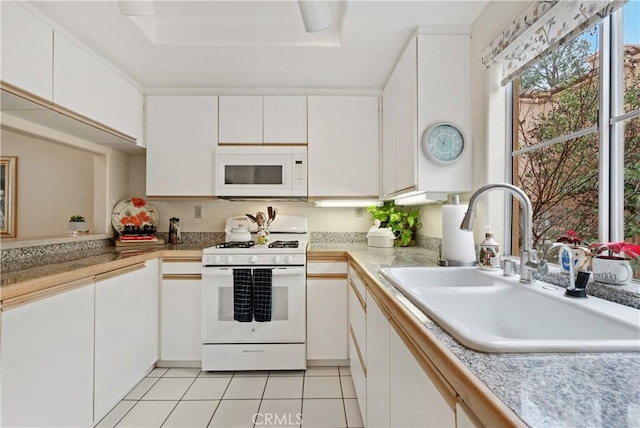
380;267;640;353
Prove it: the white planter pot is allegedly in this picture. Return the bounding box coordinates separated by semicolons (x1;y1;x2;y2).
68;221;89;235
592;256;633;285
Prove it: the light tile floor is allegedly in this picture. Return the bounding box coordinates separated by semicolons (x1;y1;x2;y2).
96;366;363;428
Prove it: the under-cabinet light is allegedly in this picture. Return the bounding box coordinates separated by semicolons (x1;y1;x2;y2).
314;200;383;208
394;192;448;206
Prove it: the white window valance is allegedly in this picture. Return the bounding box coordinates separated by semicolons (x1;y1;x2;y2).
482;0;628;85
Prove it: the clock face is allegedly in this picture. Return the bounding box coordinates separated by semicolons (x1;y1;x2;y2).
423;123;465;164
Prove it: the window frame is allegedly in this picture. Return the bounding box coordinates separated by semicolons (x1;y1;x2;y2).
507;6;639;256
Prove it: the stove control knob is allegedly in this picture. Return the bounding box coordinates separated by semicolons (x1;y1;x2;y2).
274;256;282;264
285;255;294;264
250;255;259;264
214;256;222;264
226;256;234;264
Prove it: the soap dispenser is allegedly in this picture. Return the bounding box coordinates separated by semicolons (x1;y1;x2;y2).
478;225;500;270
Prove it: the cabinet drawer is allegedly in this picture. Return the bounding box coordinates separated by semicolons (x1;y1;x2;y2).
349;284;366;360
349;268;367;302
202;343;306;371
162;261;202;275
307;261;348;275
349;335;367;426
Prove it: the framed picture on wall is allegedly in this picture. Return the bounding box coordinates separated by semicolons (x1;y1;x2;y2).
1;156;17;238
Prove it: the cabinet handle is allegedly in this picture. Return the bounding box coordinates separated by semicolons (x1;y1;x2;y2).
349;279;366;312
95;263;145;282
163;274;201;281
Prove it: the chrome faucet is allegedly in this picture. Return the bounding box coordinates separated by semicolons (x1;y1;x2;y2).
460;183;545;283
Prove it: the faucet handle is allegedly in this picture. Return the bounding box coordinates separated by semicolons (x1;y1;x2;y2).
536;259;549;275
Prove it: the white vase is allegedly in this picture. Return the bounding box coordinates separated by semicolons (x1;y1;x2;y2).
592;256;633;285
68;221;89;236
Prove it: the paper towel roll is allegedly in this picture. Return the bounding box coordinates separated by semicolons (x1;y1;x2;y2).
441;204;476;265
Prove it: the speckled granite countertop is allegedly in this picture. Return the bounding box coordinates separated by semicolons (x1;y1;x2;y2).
310;242;640;428
2;241;639;427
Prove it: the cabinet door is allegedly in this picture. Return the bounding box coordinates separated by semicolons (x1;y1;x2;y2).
0;283;95;428
382;37;417;196
306;278;348;360
366;292;390;428
390;327;455;428
146;95;218;196
161;276;202;361
0;2;53;101
101;67;144;142
416;34;472;192
53;31;107;124
94;264;154;421
308;96;380;197
218;96;263;143
263;96;307;144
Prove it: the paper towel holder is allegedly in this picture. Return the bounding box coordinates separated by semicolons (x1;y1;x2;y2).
438;194;477;267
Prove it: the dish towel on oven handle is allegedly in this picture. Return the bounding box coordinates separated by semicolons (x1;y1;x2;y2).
253;268;273;322
232;269;253;322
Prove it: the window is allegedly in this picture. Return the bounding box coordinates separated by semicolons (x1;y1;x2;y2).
510;3;640;277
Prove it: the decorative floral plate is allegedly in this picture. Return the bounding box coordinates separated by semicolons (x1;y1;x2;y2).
111;197;159;235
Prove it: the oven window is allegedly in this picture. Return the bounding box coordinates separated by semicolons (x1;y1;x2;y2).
224;165;283;185
218;286;289;321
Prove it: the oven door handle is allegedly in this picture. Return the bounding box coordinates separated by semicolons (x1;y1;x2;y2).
202;267;305;277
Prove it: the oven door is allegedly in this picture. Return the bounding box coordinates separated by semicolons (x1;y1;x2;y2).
201;266;306;343
215;146;306;197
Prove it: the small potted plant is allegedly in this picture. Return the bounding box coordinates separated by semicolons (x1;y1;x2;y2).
555;230;590;274
68;215;89;236
367;201;421;247
588;241;640;285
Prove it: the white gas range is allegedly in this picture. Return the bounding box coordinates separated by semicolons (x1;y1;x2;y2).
201;215;308;371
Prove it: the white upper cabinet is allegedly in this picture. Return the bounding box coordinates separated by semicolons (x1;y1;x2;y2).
263;96;307;144
219;96;307;144
308;96;379;198
382;32;472;197
53;32;144;142
416;33;472;193
382;37;417;197
146;95;218;196
218;96;263;143
0;2;54;102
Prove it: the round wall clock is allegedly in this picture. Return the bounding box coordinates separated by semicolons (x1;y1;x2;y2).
421;122;466;165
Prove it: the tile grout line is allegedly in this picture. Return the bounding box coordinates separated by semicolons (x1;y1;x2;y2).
339;374;349;428
205;370;237;427
253;370;272;428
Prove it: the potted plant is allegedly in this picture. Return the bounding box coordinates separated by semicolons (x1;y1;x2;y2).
555;230;590;274
367;201;421;247
68;215;89;235
588;242;640;285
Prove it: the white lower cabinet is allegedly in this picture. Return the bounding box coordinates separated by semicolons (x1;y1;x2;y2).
160;259;202;362
366;292;390;428
389;326;456;428
456;401;484;428
306;257;348;361
94;261;159;422
0;281;95;427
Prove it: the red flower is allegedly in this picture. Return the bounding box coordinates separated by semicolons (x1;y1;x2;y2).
130;197;146;208
556;230;583;245
589;242;640;260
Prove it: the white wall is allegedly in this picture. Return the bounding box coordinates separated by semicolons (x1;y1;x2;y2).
1;129;94;238
469;0;532;248
0;114;131;240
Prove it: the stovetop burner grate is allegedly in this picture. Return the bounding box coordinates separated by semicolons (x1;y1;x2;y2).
216;241;256;249
268;240;299;249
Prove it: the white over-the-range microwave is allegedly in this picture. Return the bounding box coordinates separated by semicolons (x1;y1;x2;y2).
215;146;307;198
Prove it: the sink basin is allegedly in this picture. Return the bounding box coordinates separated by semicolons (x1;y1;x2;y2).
380;267;640;353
